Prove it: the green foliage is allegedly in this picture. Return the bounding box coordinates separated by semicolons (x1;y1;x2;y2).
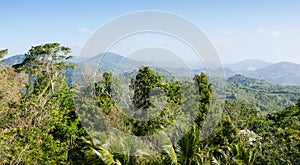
223;100;258;129
225;74;300;111
13;43;74;94
0;49;8;59
92;67;183;137
255;102;300;164
1;45;299;164
130;66;162;109
0;66;27;164
194;72;213;127
0;44;86;164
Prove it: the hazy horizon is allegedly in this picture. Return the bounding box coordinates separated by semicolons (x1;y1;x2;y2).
4;51;300;66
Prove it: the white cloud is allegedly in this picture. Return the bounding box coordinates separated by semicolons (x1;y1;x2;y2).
74;28;94;35
271;30;281;37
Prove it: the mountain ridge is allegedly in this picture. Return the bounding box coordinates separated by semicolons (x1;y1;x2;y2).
3;54;300;85
225;59;273;71
253;62;300;85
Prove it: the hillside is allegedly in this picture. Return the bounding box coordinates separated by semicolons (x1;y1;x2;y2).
253;62;300;85
1;45;299;164
225;59;272;71
226;74;300;111
0;54;25;66
225;59;300;85
79;52;195;77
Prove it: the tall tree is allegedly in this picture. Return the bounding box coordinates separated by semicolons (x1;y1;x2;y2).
0;44;87;164
13;43;73;94
169;73;215;164
194;72;213;127
130;66;162;110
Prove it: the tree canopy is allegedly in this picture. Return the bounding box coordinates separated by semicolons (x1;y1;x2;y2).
0;44;299;164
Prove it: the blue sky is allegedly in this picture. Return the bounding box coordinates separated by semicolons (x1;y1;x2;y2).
1;0;300;64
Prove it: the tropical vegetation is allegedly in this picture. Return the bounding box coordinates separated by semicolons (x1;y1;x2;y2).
0;43;299;164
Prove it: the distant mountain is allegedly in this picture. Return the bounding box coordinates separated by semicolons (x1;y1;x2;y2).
3;54;300;85
79;52;195;77
226;59;272;71
193;67;235;78
80;52;151;73
253;62;300;85
1;55;25;66
224;59;300;85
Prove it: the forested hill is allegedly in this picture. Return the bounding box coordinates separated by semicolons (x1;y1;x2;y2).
253;62;300;85
225;74;300;111
2;54;300;111
225;59;300;85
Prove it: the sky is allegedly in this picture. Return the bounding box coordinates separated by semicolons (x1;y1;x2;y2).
1;0;300;64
